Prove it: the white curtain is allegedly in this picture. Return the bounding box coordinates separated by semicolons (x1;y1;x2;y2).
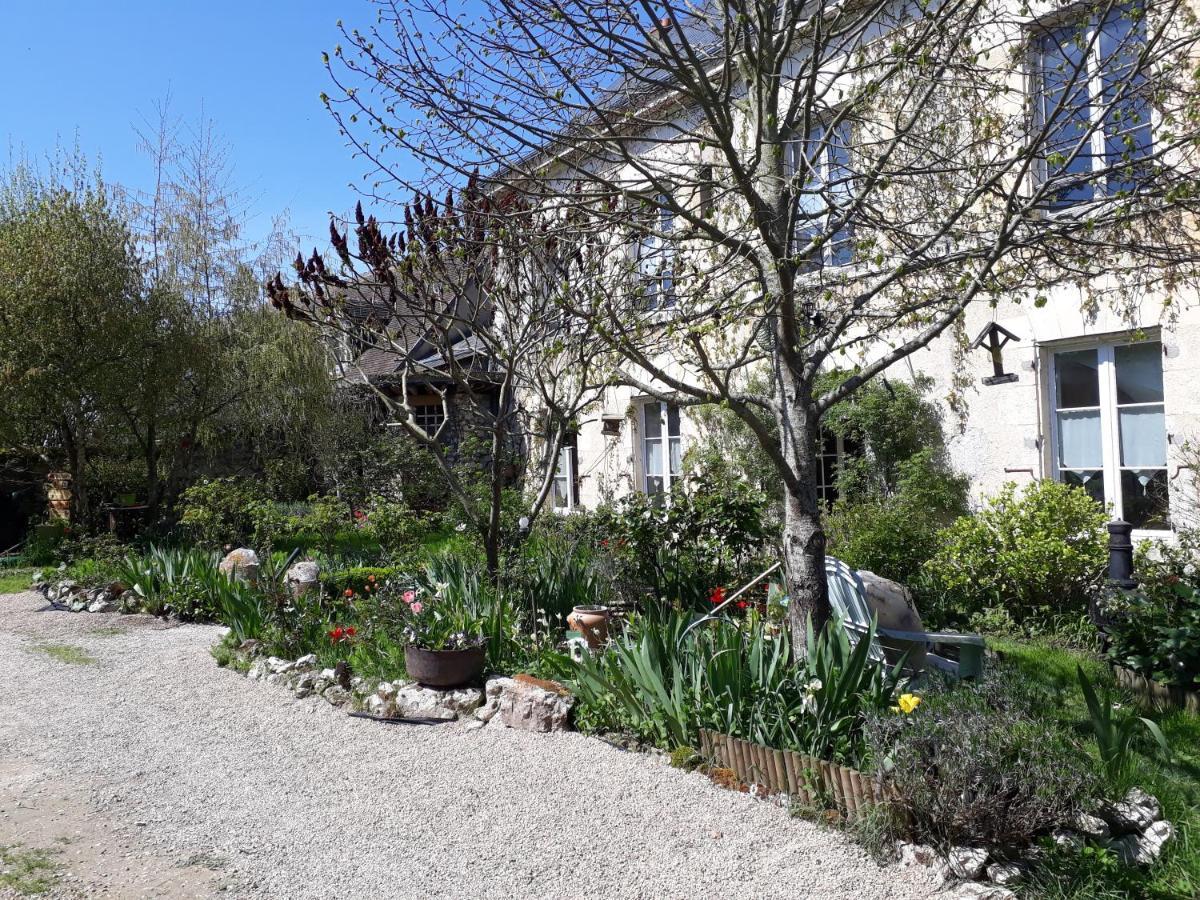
1119;405;1166;467
1057;409;1103;468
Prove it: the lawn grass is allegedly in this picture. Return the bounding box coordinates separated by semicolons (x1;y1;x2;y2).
0;843;59;895
992;638;1200;899
27;643;96;666
0;567;37;594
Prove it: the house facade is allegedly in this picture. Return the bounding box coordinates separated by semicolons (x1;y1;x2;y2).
532;1;1200;541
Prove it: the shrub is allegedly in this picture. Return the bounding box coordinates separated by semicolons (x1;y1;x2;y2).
924;480;1107;629
1103;529;1200;686
866;666;1100;850
178;477;267;548
589;469;771;611
827;451;969;588
363;498;434;554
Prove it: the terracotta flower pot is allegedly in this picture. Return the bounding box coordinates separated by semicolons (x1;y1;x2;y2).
567;605;610;649
404;644;486;688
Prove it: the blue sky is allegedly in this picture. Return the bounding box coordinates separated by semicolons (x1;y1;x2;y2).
1;0;410;250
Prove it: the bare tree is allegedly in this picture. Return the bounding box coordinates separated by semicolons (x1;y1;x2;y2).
269;180;610;574
316;0;1200;647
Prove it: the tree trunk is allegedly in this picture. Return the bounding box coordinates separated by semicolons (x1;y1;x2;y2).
782;483;831;655
773;366;832;656
144;420;160;524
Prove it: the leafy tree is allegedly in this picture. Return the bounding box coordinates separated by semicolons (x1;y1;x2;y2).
0;159;144;521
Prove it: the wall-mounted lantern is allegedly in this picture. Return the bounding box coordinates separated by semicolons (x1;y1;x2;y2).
969;322;1021;386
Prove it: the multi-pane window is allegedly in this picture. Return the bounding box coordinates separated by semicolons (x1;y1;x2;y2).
636;194;676;309
1032;4;1151;208
1051;339;1169;530
641;401;682;496
551;437;578;512
791;119;854;268
411;398;446;436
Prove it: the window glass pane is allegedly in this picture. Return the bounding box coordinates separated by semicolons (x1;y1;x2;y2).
1114;342;1163;403
1037;23;1095;206
644;439;663;476
1055;349;1100;408
1100;4;1152;192
1118;404;1166;467
667;404;680;437
1062;469;1106;505
668;437;682;477
643;404;662;439
1057;409;1104;468
1121;468;1170;529
552;478;570;509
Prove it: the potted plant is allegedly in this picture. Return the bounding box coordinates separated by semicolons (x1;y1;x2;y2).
398;587;486;687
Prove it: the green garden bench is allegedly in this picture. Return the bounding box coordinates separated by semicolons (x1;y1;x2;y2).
825;556;986;680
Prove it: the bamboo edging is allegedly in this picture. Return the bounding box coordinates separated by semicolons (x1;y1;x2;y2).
1113;666;1200;715
698;728;891;821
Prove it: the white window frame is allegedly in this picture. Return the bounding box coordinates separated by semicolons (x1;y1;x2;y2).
639;400;683;496
1028;4;1153;208
788;117;855;269
550;438;577;513
1045;334;1170;534
635;193;676;310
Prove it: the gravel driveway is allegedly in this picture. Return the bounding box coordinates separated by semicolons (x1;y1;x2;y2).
0;590;932;899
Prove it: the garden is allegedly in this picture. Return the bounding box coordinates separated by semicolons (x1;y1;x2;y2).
6;378;1198;900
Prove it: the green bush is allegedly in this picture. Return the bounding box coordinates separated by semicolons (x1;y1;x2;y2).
827;451;969;588
924;480;1108;629
178;477;267;549
866;666;1100;850
363;498;435;554
1103;530;1200;687
589;469;771;611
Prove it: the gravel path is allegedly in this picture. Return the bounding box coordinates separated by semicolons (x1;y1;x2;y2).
0;590;933;899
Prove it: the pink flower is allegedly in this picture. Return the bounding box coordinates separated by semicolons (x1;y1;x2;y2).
410;602;424;614
402;590;416;604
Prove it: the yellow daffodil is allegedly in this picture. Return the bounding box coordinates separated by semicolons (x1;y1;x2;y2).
897;693;922;714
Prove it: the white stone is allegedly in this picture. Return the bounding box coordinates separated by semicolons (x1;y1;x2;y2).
394;685;482;721
293;654;318;671
1100;788;1160;835
945;884;1016;900
364;694;397;718
896;842;939;870
293;673;317;698
1073;812;1111;841
1051;829;1084;851
322;685;351;707
376;681;398;701
218;548;260;585
475;698;501;722
497;678;573;733
1109;819;1173;866
948;846;990;881
266;657;294;674
985;862;1024;886
285;561;320;598
87;597;117;613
